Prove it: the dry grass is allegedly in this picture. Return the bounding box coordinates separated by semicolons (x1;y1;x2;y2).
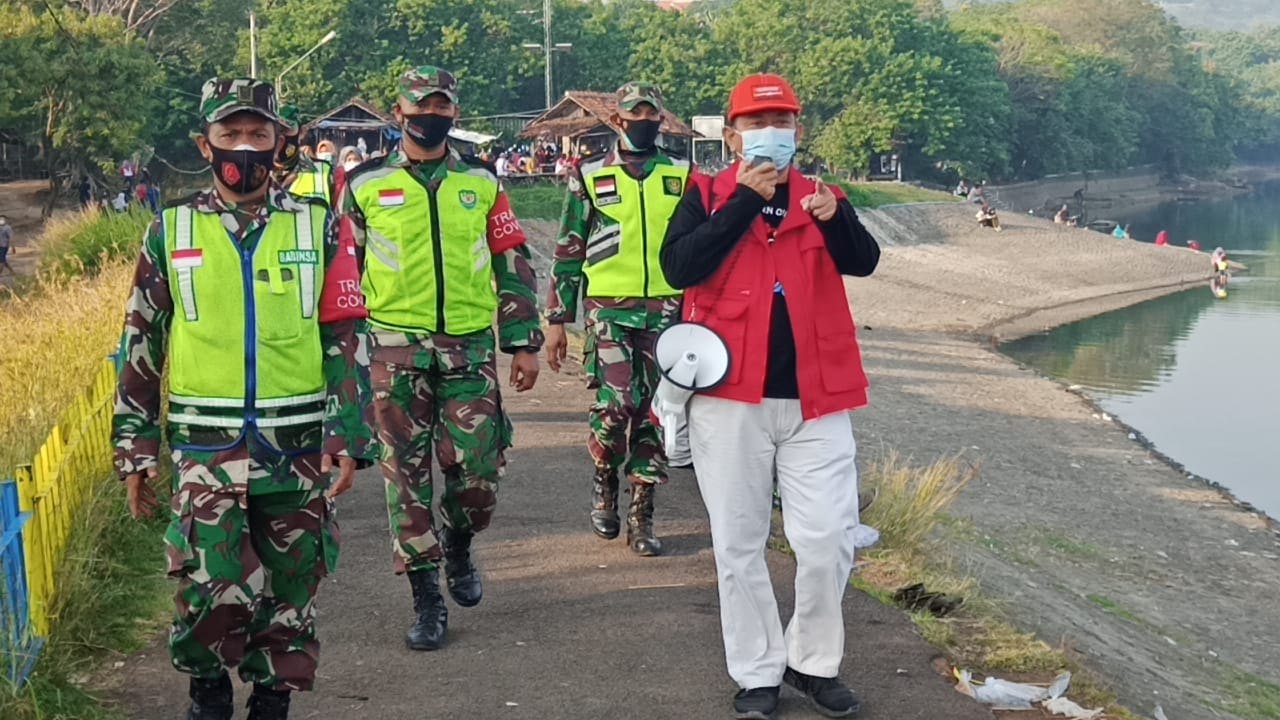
860;450;977;555
0;212;143;469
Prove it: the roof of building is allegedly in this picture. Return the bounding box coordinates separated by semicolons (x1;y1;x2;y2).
519;91;699;139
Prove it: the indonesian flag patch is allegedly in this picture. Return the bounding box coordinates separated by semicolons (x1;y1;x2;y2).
593;176;617;196
171;248;203;269
378;189;406;207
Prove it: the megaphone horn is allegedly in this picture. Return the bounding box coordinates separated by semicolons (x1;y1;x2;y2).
654;322;731;392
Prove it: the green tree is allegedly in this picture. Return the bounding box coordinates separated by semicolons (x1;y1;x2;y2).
0;4;163;213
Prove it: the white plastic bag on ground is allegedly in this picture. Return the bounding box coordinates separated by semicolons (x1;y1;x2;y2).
955;669;1049;708
1043;696;1104;719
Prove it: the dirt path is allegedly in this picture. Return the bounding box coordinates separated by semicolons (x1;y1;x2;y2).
101;357;995;720
0;180;52;287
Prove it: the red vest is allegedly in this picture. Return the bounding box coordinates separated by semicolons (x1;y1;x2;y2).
683;165;869;420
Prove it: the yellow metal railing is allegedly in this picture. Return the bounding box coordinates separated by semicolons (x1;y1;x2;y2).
14;358;117;638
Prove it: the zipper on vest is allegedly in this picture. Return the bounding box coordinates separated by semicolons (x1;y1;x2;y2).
428;186;446;333
239;240;258;424
639;181;650;296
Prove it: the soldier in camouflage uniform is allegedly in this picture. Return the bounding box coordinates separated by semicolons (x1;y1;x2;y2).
543;82;693;557
274;105;334;206
114;78;373;720
337;66;542;652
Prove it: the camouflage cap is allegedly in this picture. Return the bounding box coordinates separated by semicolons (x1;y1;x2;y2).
278;104;302;132
616;82;664;113
398;65;459;104
199;77;284;125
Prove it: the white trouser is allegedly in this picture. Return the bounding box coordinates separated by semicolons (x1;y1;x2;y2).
689;395;860;689
667;416;693;467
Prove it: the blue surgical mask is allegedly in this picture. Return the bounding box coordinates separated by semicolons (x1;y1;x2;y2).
739;126;796;171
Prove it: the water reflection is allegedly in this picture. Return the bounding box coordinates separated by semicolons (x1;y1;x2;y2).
1004;182;1280;518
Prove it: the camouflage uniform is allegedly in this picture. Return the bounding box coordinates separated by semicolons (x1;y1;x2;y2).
338;67;542;577
113;79;373;696
547;83;688;553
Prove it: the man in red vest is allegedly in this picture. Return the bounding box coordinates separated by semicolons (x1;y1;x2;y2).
661;73;880;720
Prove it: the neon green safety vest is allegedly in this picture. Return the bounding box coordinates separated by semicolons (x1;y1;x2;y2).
162;202;327;429
288;160;332;205
580;156;689;298
350;162;500;335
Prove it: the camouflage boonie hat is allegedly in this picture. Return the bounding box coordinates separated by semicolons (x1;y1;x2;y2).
199;77;283;125
616;82;664;113
398;65;459;104
278;104;302;132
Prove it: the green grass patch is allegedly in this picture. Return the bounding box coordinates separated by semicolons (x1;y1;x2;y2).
1043;532;1102;559
826;178;960;209
37;209;150;280
505;181;566;221
0;478;170;720
1205;666;1280;720
1086;594;1143;624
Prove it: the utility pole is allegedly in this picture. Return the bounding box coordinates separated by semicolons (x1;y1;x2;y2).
542;0;552;109
249;11;259;78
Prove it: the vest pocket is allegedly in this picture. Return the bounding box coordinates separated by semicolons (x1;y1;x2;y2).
817;329;866;392
254;266;305;341
707;295;750;385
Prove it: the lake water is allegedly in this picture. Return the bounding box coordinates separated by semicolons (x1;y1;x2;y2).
1003;182;1280;518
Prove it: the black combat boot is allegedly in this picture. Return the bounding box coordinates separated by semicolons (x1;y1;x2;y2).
590;470;621;539
186;673;233;720
626;483;663;557
246;684;291;720
405;568;448;651
440;526;483;607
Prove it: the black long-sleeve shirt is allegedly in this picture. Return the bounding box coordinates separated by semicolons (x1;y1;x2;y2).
660;180;880;398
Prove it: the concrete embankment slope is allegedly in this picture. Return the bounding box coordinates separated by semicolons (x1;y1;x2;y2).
853;203;1212;339
847;203;1280;720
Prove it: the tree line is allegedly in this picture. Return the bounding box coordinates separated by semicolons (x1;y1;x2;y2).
5;0;1280;200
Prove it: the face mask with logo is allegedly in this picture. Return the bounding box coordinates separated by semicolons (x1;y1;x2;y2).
620;119;661;152
276;135;300;173
739;126;797;171
404;113;453;149
209;143;275;195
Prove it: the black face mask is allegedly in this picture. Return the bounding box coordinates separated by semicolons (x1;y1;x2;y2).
276;134;300;173
404;113;453;149
209;144;276;195
621;119;662;152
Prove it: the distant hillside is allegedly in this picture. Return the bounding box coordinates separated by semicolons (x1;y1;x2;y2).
943;0;1280;30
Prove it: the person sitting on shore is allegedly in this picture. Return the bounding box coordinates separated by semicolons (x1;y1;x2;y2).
1155;230;1169;246
1112;223;1130;240
977;202;1002;232
1187;239;1202;252
1054;204;1070;224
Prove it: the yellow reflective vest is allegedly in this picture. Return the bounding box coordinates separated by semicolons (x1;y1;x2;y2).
288;159;332;205
350;159;500;335
580;155;689;298
162;202;327;429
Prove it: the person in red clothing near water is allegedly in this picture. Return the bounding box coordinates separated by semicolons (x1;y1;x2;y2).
661;73;880;720
1155;230;1169;246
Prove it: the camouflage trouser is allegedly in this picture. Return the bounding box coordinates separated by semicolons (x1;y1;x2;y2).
583;318;665;485
164;445;337;692
370;331;511;574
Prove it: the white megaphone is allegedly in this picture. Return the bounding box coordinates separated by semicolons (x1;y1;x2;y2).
652;322;731;458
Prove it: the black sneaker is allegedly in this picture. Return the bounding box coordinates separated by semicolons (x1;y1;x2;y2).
784;668;860;718
733;686;780;720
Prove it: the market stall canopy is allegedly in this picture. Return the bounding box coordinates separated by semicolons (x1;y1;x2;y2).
519;91;699;140
307;98;500;145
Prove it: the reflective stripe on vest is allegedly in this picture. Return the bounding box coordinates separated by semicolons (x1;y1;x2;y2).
352;165;499;334
581;158;688;298
162;203;326;427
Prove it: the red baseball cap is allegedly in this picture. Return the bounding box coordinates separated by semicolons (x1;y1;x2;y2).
728;73;802;121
